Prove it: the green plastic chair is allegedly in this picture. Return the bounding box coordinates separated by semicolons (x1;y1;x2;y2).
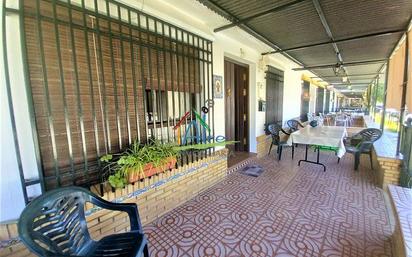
344;128;382;170
18;186;149;257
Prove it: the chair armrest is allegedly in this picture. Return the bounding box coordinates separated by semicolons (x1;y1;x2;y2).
90;197;142;232
280;128;291;135
343;137;351;145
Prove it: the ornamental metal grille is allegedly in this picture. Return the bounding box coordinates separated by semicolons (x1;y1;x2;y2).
4;0;214;191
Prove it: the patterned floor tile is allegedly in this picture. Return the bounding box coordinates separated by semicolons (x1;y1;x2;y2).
144;148;394;257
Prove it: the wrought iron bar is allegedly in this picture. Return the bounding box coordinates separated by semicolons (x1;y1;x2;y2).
146;16;157;139
155;21;164;142
127;9;141;142
161;23;170;142
169;25;176;141
35;0;61;187
137;13;149;142
93;0;110;153
51;0;76;183
105;1;122;150
18;0;46;192
81;0;101;163
3;0;29;203
67;0;88;180
117;6;132;146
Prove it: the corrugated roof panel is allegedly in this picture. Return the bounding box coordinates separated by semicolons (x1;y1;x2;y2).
311;68;339;77
247;1;329;48
348;76;377;81
349;79;375;84
213;0;301;20
320;0;412;39
345;63;384;75
287;44;336;66
197;0;409;97
337;33;403;62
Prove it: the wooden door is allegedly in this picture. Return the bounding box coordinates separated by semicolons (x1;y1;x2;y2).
224;60;249;152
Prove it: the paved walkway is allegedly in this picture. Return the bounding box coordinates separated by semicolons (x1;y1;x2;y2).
144;148;394;257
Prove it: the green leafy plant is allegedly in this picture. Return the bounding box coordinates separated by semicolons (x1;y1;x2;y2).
100;140;178;188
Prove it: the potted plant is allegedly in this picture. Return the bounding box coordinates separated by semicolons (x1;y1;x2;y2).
100;140;178;188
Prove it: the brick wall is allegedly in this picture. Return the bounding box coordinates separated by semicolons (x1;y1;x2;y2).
256;134;272;158
374;154;403;189
256;133;292;159
0;149;228;257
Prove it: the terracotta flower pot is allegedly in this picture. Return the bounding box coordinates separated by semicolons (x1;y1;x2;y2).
128;157;177;183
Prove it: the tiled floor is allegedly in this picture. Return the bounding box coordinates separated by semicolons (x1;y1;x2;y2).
227;151;257;168
144;147;394;257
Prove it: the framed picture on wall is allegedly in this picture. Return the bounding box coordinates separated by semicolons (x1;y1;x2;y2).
258;100;266;112
213;75;223;99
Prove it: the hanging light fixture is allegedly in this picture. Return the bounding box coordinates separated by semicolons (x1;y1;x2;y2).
333;62;345;76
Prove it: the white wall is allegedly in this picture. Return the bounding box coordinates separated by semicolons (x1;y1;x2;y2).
0;2;27;222
1;1;42;222
309;84;317;113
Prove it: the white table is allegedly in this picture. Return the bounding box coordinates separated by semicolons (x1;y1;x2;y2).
287;126;347;171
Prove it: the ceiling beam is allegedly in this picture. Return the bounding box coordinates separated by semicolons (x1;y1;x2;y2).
310;73;383;78
213;0;308;33
311;0;344;64
292;59;387;71
333;83;370;85
262;29;405;55
198;0;304;65
310;0;353;89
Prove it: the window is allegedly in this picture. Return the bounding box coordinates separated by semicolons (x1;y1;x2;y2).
21;0;213;190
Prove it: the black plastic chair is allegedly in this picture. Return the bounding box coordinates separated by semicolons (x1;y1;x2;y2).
344;128;382;170
286;119;304;132
18;186;149;257
267;123;294;161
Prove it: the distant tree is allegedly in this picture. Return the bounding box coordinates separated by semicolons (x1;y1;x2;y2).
375;82;385;104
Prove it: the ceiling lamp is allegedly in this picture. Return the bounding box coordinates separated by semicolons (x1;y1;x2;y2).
333;62;345;76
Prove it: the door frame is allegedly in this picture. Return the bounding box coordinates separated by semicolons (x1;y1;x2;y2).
224;57;250;152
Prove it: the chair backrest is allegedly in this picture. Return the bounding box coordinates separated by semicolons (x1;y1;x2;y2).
357;128;382;143
18;187;95;257
287;119;300;131
307;113;314;121
268;123;289;145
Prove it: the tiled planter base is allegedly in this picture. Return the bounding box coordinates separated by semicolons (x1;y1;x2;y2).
0;149;228;257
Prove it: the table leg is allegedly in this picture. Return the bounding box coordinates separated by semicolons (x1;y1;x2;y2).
298;145;326;171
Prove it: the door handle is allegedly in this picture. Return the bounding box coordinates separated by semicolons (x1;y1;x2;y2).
227;88;232;97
